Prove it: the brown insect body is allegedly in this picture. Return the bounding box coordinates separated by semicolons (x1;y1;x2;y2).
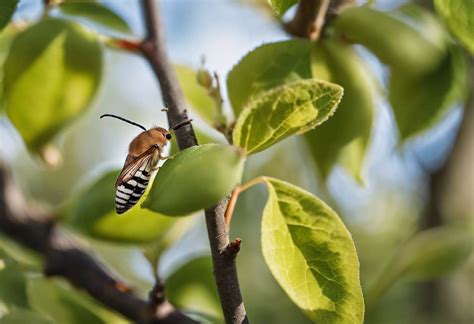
100;113;190;215
128;127;170;158
114;126;172;214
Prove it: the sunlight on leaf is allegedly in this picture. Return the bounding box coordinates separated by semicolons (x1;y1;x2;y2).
227;39;312;116
261;177;364;323
2;18;102;151
143;144;245;216
233;79;343;155
266;0;299;16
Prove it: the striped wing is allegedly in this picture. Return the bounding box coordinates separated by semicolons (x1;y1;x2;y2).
115;152;155;214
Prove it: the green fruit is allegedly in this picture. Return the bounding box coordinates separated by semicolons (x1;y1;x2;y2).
143;144;245;216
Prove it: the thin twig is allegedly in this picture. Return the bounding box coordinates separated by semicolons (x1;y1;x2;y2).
139;1;249;323
284;0;354;39
312;0;330;40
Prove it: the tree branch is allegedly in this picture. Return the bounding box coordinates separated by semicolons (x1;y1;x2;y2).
0;161;197;324
284;0;354;39
139;1;249;323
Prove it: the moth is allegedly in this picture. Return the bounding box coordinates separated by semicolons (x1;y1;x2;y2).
100;113;190;214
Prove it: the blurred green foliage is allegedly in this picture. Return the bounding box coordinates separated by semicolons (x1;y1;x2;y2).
0;0;18;32
308;39;375;181
0;0;472;323
227;40;312;115
2;18;102;152
166;257;222;322
435;0;474;54
175;64;217;127
57;1;132;35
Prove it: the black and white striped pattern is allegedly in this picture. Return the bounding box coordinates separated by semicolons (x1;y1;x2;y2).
115;163;151;214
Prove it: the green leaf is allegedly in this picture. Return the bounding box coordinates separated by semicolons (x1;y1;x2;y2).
334;6;447;76
143;144;245;216
0;0;18;32
0;308;53;324
233;79;343;155
3;18;103;151
435;0;474;54
389;45;467;140
58;2;131;34
306;39;375;182
0;234;41;270
0;252;29;309
0;27;17;111
267;0;299;16
366;223;473;308
66;170;177;243
227;40;312;116
27;277;126;324
166;257;222;320
261;177;364;323
175;64;216;126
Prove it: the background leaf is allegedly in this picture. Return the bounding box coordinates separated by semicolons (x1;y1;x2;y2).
233;79;343;155
65;170;177;243
334;6;447;76
58;2;131;34
266;0;299;16
0;251;29;309
0;308;53;324
166;257;222;321
227;39;312;116
366;222;474;309
389;45;467;140
27;276;126;324
2;18;102;151
0;27;17;111
0;0;18;32
435;0;474;54
261;177;364;323
143;144;245;216
306;39;375;182
175;64;216;126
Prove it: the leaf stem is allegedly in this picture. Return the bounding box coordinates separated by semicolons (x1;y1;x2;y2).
225;177;267;226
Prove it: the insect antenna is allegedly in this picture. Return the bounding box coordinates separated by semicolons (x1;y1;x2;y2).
100;114;147;132
171;119;193;131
